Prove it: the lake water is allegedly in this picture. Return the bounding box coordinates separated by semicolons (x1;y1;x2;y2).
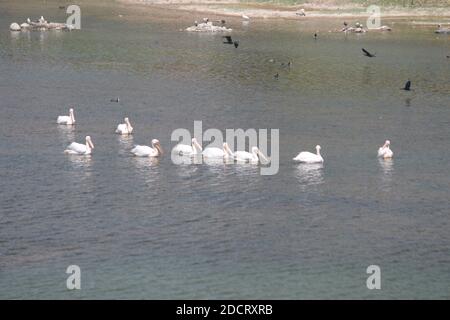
0;0;449;299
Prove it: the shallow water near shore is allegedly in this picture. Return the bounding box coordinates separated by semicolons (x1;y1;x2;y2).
1;0;449;299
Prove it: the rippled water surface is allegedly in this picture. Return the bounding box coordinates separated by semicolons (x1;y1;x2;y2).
1;0;449;299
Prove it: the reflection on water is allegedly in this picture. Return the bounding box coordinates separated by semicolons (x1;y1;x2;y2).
10;31;20;40
65;154;93;184
203;156;229;167
233;162;261;179
378;158;394;190
117;135;134;155
295;163;324;191
132;156;160;169
57;125;76;143
171;153;203;166
66;154;92;167
131;156;160;184
405;97;412;107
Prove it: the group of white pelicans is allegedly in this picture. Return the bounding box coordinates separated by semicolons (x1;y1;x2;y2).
57;108;394;164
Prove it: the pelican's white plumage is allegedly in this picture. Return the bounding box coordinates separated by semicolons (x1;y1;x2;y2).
116;117;133;135
64;136;94;155
234;146;268;163
378;140;393;159
131;139;163;157
57;108;75;125
202;143;233;158
293;145;324;163
242;14;250;20
172;138;202;155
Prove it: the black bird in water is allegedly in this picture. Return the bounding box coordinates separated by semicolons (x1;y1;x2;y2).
402;80;411;91
223;36;239;48
362;48;376;58
223;36;233;44
111;97;120;103
314;33;318;40
274;73;279;80
58;6;66;9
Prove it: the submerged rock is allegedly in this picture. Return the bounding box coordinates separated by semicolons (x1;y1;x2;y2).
341;26;367;33
186;22;231;33
372;25;392;31
435;28;450;34
10;17;75;31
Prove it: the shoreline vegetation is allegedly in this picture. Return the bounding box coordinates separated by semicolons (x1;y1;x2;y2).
117;0;450;19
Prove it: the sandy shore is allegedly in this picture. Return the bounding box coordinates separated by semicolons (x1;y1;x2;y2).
117;0;450;19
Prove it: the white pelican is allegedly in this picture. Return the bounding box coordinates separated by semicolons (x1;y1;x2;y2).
378;140;393;159
115;117;133;135
172;138;202;155
242;14;250;20
131;139;163;157
202;142;233;159
293;145;324;163
233;146;268;163
57;108;75;125
64;136;94;155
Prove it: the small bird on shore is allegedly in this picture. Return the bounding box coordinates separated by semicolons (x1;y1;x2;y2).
280;61;292;68
344;21;348;27
362;48;376;58
402;80;411;91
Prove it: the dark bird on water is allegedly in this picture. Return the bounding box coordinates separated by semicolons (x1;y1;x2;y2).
362;48;376;57
280;61;292;68
274;73;279;79
111;97;120;103
314;33;318;40
223;36;239;48
344;21;348;27
402;80;411;91
59;6;66;9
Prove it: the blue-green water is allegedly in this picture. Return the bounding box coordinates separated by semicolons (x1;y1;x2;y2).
0;0;449;299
